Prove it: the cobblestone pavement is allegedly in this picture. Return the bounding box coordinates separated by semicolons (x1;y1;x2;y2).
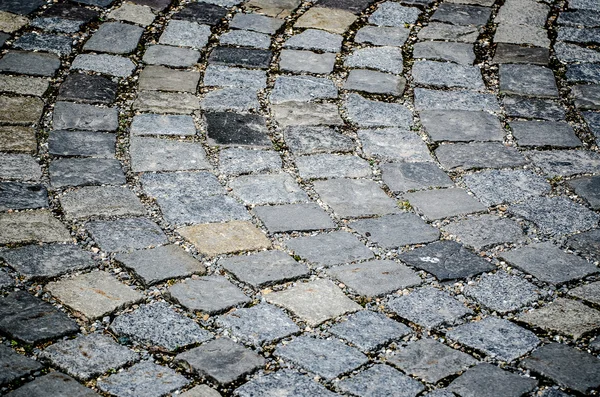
1;0;600;395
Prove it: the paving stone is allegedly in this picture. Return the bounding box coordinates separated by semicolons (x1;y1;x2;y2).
389;338;477;383
284;29;342;52
217;303;299;345
138;66;199;93
570;0;600;11
229;173;308;205
204;65;267;89
318;0;372;13
46;271;143;319
493;43;550;65
413;41;475;65
220;250;309;288
208;46;272;69
134;91;200;114
381;163;450;196
84;22;143;54
130;0;171;10
0;153;42;181
169;276;251;314
176;338;264;385
59;186;145;220
0;243;93;280
220;29;271;49
86;217;167;252
173;2;227;25
0;95;44;125
0;10;28;31
130;137;210;172
328;259;422;297
279;49;335;74
558;9;600;27
49;158;125;188
443;215;525;250
73;0;114;6
503;96;566;121
448;363;537;397
495;24;550;48
344;69;406;96
235;370;336;397
424;390;456;397
0;210;70;246
345;46;403;74
30;17;85;33
295;154;371;179
0;50;61;76
572;84;600;110
0;182;48;211
57;73;118;105
415;88;500;112
254;203;335;233
219;148;280;175
495;0;548;25
417;22;480;42
271;75;337;104
359;129;431;162
205;112;270;147
558;38;600;61
420;110;502;142
0;268;13;290
111;302;212;350
436;142;527;171
177;221;270;256
48;130;116;158
527;149;600;176
130;114;196;136
40;334;138;380
404;188;487;221
500;242;598;284
0;125;36;152
53;102;118;131
230;12;283;34
115;244;205;286
159;20;210;48
388;287;473;329
499;64;558;98
521;343;600;394
0;75;49;96
13;33;72;56
567;63;600;84
244;0;300;17
354;17;403;37
285;231;373;267
108;2;155;26
570;281;600;305
294;7;356;34
463;169;550;207
284;126;353;155
432;3;491;25
181;385;222;397
1;0;44;15
350;213;440;248
97;360;189;397
567;229;600;261
274;102;344;126
369;2;420;26
345;94;413;128
71;54;136;77
511;120;581;148
339;364;424;397
142;45;200;67
413;60;485;90
0;344;43;386
518;298;600;339
5;372;99;397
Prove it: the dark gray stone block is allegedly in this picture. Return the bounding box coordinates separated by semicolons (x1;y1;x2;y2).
404;188;487;220
503;96;566;121
345;94;413;128
254;203;335;233
205;112;270;147
338;364;425;397
568;63;600;84
448;363;537;397
526;149;600;176
355;25;410;46
58;73;118;104
318;0;372;13
87;218;168;252
49;158;125;188
5;372;99;397
350;213;440;248
381;162;453;193
566;228;600;261
500;64;558;97
510;120;581;147
84;22;143;54
229;173;308;205
421;110;503;142
412;60;485;90
53;102;118;131
284;126;354;155
442;214;525;250
414;88;500;112
417;22;479;42
284;29;343;52
435;142;527;171
209;46;272;68
493;43;549;65
173;2;227;25
13;33;73;56
97;361;189;397
0;0;45;14
572;84;600;110
558;26;600;44
40;2;98;20
0;51;61;76
48;130;116;158
285;231;374;267
142;45;200;67
131;114;196;136
0;182;48;211
235;370;337;397
431;3;491;26
168;276;251;314
558;10;600;27
413;41;476;65
0;345;43;386
344;69;406;96
464;271;539;313
271;75;337;104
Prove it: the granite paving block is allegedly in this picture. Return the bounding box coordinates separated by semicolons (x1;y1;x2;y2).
495;0;549;26
71;54;136;77
6;372;99;397
344;69;406;96
417;22;479;42
201;87;260;112
499;64;558;97
130;0;171;11
511;120;581;148
570;0;600;11
388;287;473;329
0;0;45;15
420;110;503;142
0;50;61;76
404;188;486;220
58;73;118;104
279;49;335;74
318;0;372;13
0;291;79;344
130;114;196;136
235;370;337;397
176;338;264;384
203;65;267;89
284;29;342;52
0;210;71;246
134;91;200;114
568;63;600;84
332;311;410;352
254;203;335;233
448;363;537;397
0;125;36;152
53;102;118;131
108;2;156;26
355;26;410;47
0;10;28;31
413;41;475;64
168;276;251;314
111;302;212;351
296;154;371;179
345;94;413;128
46;271;143;319
84;22;143;54
205;112;270;147
285;231;373;266
60;186;145;220
30;17;85;33
360;128;432;162
40;334;139;380
350;213;439;249
558;9;600;26
230;12;283;34
294;7;357;34
209;46;272;68
521;343;600;394
569;281;600;305
414;88;500;112
73;0;114;6
500;242;598;284
48;130;116;158
130;137;210;172
0;182;48;211
97;361;189;397
339;364;424;397
138;66;200;92
13;33;72;56
142;45;200;67
555;42;600;63
0;95;44;125
220;29;271;49
173;2;227;25
527;149;600;176
274;102;343;126
49;158;126;188
217;303;299;345
229;173;308;205
181;385;222;397
463;169;550;206
243;0;300;17
412;60;485;90
443;214;524;250
0;75;49;96
271;75;337;104
0;268;13;290
464;271;540;313
219;148;279;175
389;339;477;383
432;3;491;26
284;126;353;155
495;23;550;48
115;244;205;286
503;96;565;121
345;46;403;74
160;20;211;48
572;84;600;110
0;344;43;386
493;43;550;65
86;217;167;252
369;2;420;26
436;142;527;171
0;153;42;181
559;27;600;45
381;162;453;192
567;229;600;261
219;250;309;288
328;260;422;297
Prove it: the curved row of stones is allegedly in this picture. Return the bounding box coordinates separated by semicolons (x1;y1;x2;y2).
1;0;600;395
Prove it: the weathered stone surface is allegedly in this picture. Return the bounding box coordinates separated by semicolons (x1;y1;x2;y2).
568;63;600;84
350;213;439;248
177;221;270;256
254;203;335;233
415;88;500;112
205;112;270;147
0;95;44;125
130;137;210;172
220;29;271;49
13;33;72;56
0;51;61;76
0;75;49;96
230;12;283;34
436;142;527;171
345;94;413;128
0;126;36;152
495;0;549;26
219;148;280;175
0;182;48;211
97;361;189;397
572;84;600;110
204;65;267;89
295;7;357;34
381;162;452;192
49;158;125;188
344;69;406;96
209;46;272;69
493;43;549;65
567;229;600;261
495;24;550;48
131;114;196;136
201;87;260;112
559;9;600;27
88;218;167;252
181;385;222;397
464;271;539;313
369;2;420;26
500;64;558;97
30;17;85;33
404;188;486;220
279;49;335;74
570;281;600;305
284;126;353;155
229;173;308;205
421;110;503;142
432;3;491;26
235;370;336;397
58;73;118;104
526;149;600;176
418;22;480;42
443;215;525;250
295;154;370;179
413;41;475;64
0;210;71;245
338;364;424;397
6;372;99;397
71;53;136;77
0;10;29;31
271;75;337;103
556;42;600;64
53;102;118;131
173;2;227;25
503;96;565;121
244;0;301;17
60;186;145;220
160;20;210;48
448;363;537;397
84;22;143;54
285;231;373;266
511;120;581;148
274;102;343;126
108;2;156;25
0;344;43;386
169;276;250;314
48;130;116;158
0;153;41;181
134;91;200;114
413;61;485;90
138;66;200;93
284;28;342;52
142;45;200;67
345;46;403;74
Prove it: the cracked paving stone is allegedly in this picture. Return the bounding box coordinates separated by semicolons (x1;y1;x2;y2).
115;244;206;286
275;336;367;380
13;33;72;56
432;3;491;26
71;53;136;77
527;149;600;176
0;243;93;281
205;112;270;147
48;131;116;158
130;137;210;172
0;126;35;152
279;49;336;74
355;25;409;46
399;240;495;280
517;298;600;339
204;65;267;89
0;50;61;76
284;126;353;155
86;217;167;252
420;110;503;142
381;162;453;192
49;158;126;188
59;186;145;220
0;291;79;344
285;231;373;266
387;286;473;329
235;370;337;397
442;214;525;250
415;88;500;112
58;73;118;104
436;142;528;171
108;2;156;26
329;311;411;352
53;102;118;131
448;363;537;397
339;364;424;397
369;2;420;26
5;372;99;397
130;114;196;136
0;344;43;386
220;29;271;49
313;178;399;218
413;41;475;65
142;45;200;67
230;12;284;34
40;334;139;380
447;317;539;362
417;22;480;42
173;2;227;25
219;250;309;288
284;29;342;52
0;75;49;96
111;302;212;351
499;64;558;97
97;360;189;397
359;127;433;162
229;173;308;205
521;343;600;394
345;46;403;74
500;242;598;284
569;281;600;305
463;169;550;206
404;188;487;221
0;95;44;125
296;154;371;179
344;69;406;96
350;213;440;248
464;271;540;313
46;271;143;320
0;210;71;245
327;259;422;297
169;276;251;314
266;278;361;326
201;87;260;112
160;20;211;48
219;148;281;175
388;338;477;383
270;75;337;104
345;94;413;128
503;96;566;121
493;43;550;65
274;102;344;126
254;203;335;233
0;182;48;211
176;338;264;385
294;7;356;34
217;303;299;346
511;120;581;148
134;91;200;114
83;22;143;54
138;66;200;93
178;221;270;256
509;196;599;236
209;46;272;69
413;60;485;90
567;229;600;261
